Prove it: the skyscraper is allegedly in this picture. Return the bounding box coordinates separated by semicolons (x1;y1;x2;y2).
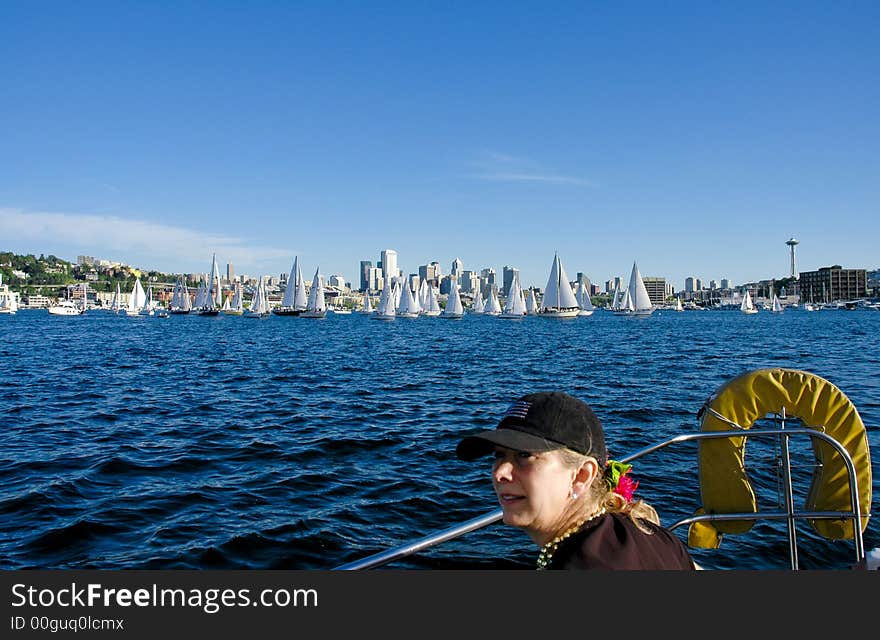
502;266;519;297
380;250;398;285
359;261;373;292
226;263;234;284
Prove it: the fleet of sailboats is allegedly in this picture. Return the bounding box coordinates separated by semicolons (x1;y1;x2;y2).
499;272;526;319
612;262;654;317
244;278;271;318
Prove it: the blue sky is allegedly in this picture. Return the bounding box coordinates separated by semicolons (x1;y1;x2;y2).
1;1;877;290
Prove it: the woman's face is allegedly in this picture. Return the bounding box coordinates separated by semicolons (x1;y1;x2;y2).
492;446;575;540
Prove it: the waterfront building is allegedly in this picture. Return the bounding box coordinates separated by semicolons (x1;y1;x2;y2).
642;277;669;306
799;265;868;302
419;262;441;288
366;267;383;292
227;263;234;284
684;277;696;293
605;277;623;294
380;250;398;285
502;266;519;297
720;278;730;289
329;274;346;289
460;270;479;294
359;261;372;292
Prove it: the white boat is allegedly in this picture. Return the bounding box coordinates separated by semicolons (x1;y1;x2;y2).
575;278;594;316
471;288;485;314
612;262;654;317
123;278;147;316
301;268;327;318
274;257;309;316
244;278;271;318
741;289;758;314
361;291;374;314
372;278;396;320
674;298;684;312
48;285;86;316
421;285;442;316
440;282;464;319
484;287;502;316
224;281;244;315
770;294;784;313
170;276;192;314
139;284;156;316
538;253;579;318
0;274;18;314
108;282;123;314
525;288;538;315
396;280;421;318
197;254;222;316
499;273;526;319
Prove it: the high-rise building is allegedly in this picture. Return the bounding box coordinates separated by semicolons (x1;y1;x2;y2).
366;267;383;292
380;250;398;285
684;277;697;293
502;266;519;297
359;261;373;292
419;262;441;287
227;263;234;284
605;277;623;294
642;277;668;306
720;278;730;290
460;270;477;293
451;258;463;278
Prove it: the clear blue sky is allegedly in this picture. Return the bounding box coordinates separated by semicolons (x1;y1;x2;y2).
1;1;877;290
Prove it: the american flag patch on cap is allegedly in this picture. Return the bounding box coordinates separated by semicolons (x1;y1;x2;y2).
504;400;531;419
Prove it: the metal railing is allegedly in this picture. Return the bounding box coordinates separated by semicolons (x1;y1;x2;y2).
335;421;868;570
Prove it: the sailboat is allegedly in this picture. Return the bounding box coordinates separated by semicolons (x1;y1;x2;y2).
170;276;192;314
525;288;538;315
0;274;17;314
274;257;309;316
471;287;485;314
198;254;222;316
244;278;271;318
301;268;327;318
396;280;421;318
770;293;784;313
499;273;527;319
361;290;374;314
741;289;758;314
440;282;464;319
122;278;147;316
421;285;442;316
139;284;156;316
224;281;244;315
575;278;594;316
372;279;396;320
612;262;654;317
538;253;579;318
484;287;502;316
674;298;684;312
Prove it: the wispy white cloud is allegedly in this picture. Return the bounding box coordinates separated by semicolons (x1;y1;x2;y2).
0;208;291;272
467;151;592;187
471;173;593;186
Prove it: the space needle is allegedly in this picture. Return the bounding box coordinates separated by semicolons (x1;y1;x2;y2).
786;238;799;279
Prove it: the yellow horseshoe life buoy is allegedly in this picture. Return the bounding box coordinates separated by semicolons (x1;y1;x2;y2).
687;368;872;549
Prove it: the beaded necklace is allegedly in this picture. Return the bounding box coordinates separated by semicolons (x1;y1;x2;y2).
536;507;606;570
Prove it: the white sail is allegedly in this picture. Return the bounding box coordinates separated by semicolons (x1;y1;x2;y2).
362;290;374;313
281;258;299;308
484;287;502;315
180;280;192;311
418;279;429;309
674;298;683;312
771;294;783;313
397;280;421;317
525;288;538;314
373;278;396;320
576;279;594;316
741;289;757;314
472;287;485;314
207;253;222;308
441;282;464;318
127;278;146;313
245;278;270;317
627;262;653;312
501;273;526;318
231;282;243;312
193;279;206;309
540;253;579;317
293;261;308;310
302;268;326;317
110;283;122;312
422;285;441;316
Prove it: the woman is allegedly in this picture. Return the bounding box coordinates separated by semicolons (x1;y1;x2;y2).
456;391;696;570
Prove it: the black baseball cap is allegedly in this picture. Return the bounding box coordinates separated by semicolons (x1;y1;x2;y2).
456;391;607;465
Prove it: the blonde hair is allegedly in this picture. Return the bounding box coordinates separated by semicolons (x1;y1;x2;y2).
558;449;660;534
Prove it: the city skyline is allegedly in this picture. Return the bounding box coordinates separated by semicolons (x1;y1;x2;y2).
2;3;878;290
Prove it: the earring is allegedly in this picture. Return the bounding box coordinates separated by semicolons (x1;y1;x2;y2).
571;491;579;500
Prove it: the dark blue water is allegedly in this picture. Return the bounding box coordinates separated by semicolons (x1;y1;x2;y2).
1;308;877;570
